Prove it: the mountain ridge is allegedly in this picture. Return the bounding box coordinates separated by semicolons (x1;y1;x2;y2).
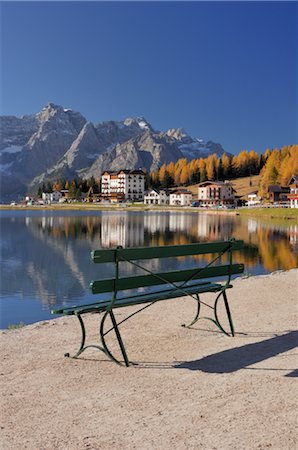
0;103;227;200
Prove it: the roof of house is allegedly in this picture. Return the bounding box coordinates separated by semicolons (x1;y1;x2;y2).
268;185;290;193
288;175;298;185
144;188;170;195
130;169;145;175
171;189;192;195
198;181;233;187
102;169;145;176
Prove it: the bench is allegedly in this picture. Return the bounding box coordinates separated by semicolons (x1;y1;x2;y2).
52;239;244;366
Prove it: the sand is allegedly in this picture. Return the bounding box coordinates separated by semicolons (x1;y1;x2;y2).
1;269;297;450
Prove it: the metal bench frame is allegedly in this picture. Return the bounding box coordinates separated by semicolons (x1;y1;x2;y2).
52;239;244;367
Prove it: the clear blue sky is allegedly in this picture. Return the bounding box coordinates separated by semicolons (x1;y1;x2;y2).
1;1;297;154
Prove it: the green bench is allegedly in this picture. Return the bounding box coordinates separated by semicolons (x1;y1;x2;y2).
52;239;244;367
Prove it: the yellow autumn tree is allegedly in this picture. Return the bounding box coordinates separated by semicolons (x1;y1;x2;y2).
258;149;281;198
158;164;167;185
278;145;298;185
53;180;63;191
206;154;218;180
222;153;230;178
167;161;176;181
180;165;191;185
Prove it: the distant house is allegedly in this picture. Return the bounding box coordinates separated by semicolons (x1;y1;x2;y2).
268;185;290;203
197;181;235;207
60;189;70;200
144;189;170;205
287;175;298;208
169;189;192;206
247;191;261;206
42;190;62;203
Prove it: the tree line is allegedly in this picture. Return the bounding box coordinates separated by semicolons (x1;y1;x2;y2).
37;176;100;199
149;150;263;188
37;145;298;198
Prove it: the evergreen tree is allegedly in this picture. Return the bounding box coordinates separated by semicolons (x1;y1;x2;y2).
46;182;53;193
217;159;224;180
68;181;77;199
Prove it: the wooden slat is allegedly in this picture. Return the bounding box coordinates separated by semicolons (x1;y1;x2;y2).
91;249;116;263
91;240;244;264
90;263;244;294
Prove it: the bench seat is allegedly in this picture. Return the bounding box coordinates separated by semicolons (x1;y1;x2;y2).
52;281;232;316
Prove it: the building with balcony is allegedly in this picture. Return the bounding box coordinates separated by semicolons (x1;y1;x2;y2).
101;169;145;202
169;189;192;206
287;175;298;208
42;190;62;203
144;188;170;205
197;181;235;206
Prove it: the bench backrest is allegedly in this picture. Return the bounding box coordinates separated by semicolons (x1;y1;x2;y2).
90;239;244;295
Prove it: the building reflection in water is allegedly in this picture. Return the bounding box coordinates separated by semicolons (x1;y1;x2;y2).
1;210;297;327
22;212;298;272
101;213;144;248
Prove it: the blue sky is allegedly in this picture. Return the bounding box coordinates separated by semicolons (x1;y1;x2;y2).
1;1;297;154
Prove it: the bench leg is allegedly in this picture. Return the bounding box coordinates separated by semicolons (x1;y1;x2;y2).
64;312;130;366
213;290;235;337
222;290;235;336
65;314;86;358
181;294;201;328
65;313;110;359
109;311;130;367
99;311;130;367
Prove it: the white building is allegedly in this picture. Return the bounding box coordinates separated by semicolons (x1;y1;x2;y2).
247;191;261;206
169;189;192;206
42;190;62;203
197;181;235;206
287;175;298;209
101;170;145;202
144;189;170;205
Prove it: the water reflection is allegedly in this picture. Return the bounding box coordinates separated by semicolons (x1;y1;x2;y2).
0;210;297;327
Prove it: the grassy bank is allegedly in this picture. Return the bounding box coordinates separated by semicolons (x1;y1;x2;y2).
238;207;298;220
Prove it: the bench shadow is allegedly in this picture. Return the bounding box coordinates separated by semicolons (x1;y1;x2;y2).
285;369;298;377
174;330;298;374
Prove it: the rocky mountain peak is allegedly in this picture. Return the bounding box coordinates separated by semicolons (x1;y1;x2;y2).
123;117;153;131
36;103;64;121
165;128;190;141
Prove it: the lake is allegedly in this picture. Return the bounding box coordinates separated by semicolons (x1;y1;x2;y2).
1;209;297;328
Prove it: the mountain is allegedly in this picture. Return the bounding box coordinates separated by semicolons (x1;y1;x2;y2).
0;103;227;200
81;129;184;179
164;128;226;160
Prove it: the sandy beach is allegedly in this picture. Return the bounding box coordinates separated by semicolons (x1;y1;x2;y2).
1;269;297;450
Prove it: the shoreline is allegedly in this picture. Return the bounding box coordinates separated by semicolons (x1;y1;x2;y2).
1;203;298;219
1;269;297;449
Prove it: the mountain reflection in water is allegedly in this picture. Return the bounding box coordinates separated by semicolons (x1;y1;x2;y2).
0;210;297;328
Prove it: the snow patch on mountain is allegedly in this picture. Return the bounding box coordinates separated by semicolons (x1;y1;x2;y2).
1;145;23;154
0;162;13;172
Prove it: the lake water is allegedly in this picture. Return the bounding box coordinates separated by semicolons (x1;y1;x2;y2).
1;209;297;328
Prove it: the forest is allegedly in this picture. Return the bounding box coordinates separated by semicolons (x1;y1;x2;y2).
38;144;298;200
